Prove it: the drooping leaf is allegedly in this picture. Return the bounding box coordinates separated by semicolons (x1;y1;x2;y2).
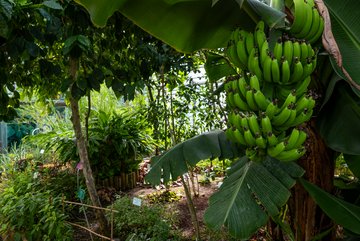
300;178;360;235
145;130;242;185
75;0;256;53
204;51;237;82
247;0;286;28
204;156;304;239
343;154;360;178
317;82;360;155
324;0;360;92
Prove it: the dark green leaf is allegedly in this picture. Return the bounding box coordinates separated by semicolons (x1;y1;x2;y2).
75;0;256;52
317;82;360;155
300;178;360;235
204;156;304;239
343;154;360;178
247;0;286;28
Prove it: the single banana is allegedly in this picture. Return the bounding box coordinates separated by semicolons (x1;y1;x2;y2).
234;92;250;111
271;58;281;84
238;75;248;98
294;76;311;97
266;100;279;119
295;95;315;113
248;114;261;135
233;113;243;130
256;20;265;32
280;91;296;110
285;128;300;150
225;128;236;143
231;79;239;92
226;43;245;69
253;54;264;80
292;40;301;60
305;6;321;42
290;0;307;34
267;131;280;147
255;28;267;50
281;57;291;84
248;47;257;74
290;57;304;83
254;90;270;111
263;55;273;83
273;38;283;62
267;141;286;157
300;40;309;62
283;38;294;66
260;41;270;68
249;74;260;91
245;32;255;56
308;14;324;44
234;128;247;146
226;92;236;108
272;106;292;126
245;89;259;111
281;108;297;128
291;108;313;126
301;58;314;80
244;129;257;147
261;115;273;134
236;35;249;67
227;112;236;127
276;148;306;162
240;116;250;131
255;135;267;149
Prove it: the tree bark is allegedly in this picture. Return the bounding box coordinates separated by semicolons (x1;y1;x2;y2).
287;118;336;241
69;57;109;235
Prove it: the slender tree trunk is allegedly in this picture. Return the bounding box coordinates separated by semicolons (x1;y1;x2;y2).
287;118;336;241
69;57;109;235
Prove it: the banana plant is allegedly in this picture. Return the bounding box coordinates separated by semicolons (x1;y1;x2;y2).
75;0;360;239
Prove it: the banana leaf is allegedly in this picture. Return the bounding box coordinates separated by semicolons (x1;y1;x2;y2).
204;156;304;239
300;178;360;235
145;130;242;185
343;154;360;178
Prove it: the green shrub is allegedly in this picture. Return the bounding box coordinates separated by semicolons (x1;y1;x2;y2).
0;169;73;240
110;195;180;241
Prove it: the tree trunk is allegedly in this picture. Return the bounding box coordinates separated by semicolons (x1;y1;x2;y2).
287;118;336;241
69;57;109;235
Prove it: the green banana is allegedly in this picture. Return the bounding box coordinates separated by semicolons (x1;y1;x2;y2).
291;130;307;149
260;41;269;68
227;112;236;127
255;135;267;149
290;57;304;83
245;89;259;111
253;54;264;80
248;114;261;135
295;2;313;39
276;148;306;162
231;79;239;92
295;95;315;113
271;58;281;84
224;81;232;93
266;100;279;119
301;58;314;80
306;7;321;42
234;128;247;146
309;14;324;44
294;76;311;97
261;115;273;134
267;141;286;157
248;47;257;74
225;128;236;143
281;57;291;84
226;92;236;108
255;28;266;50
263;55;273;83
285;128;300;150
290;0;307;34
300;40;309;62
249;74;260;91
238;75;248;98
227;43;245;69
236;35;248;67
240;116;250;131
273;38;283;62
291;108;313;126
234;92;250;111
272;106;292;126
254;90;270;111
232;113;243;130
256;20;265;32
244;129;257;147
245;32;255;56
283;38;294;66
267;132;280;147
281;108;297;128
280;91;296;110
292;40;301;60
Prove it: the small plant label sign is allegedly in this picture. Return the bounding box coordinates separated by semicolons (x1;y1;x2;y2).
132;197;142;206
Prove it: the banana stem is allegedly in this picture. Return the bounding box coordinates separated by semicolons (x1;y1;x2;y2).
242;0;260;24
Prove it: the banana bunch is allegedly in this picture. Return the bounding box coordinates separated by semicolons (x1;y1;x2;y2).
289;0;324;44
